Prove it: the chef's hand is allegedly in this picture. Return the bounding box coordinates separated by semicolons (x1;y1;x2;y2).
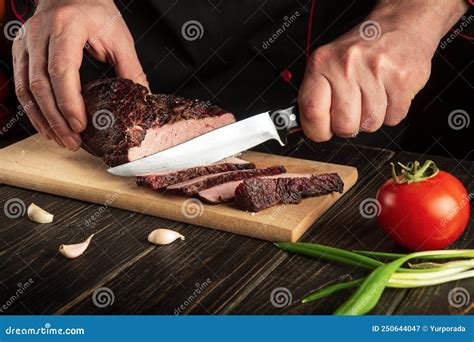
298;0;468;142
12;0;147;150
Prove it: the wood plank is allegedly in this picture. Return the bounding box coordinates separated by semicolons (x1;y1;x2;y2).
0;134;358;242
59;138;395;314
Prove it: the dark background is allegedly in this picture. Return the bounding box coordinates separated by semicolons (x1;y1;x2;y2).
0;0;472;160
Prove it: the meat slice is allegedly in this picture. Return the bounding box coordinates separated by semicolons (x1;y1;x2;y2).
81;78;235;166
234;173;344;212
136;158;256;190
166;166;286;196
198;173;311;204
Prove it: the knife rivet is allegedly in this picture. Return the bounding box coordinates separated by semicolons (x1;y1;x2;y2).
280;69;293;82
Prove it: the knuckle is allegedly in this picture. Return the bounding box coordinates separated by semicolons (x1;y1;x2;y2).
309;45;331;69
342;45;361;75
56;98;76;116
332;122;358;137
48;118;67;133
29;76;49;96
48;58;69;76
15;83;30;102
25;16;40;31
384;111;407;126
369;54;388;79
50;6;76;23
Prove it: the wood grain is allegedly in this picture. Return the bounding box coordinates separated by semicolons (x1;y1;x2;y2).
0;134;358;242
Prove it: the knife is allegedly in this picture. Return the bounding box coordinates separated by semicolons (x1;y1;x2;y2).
107;104;301;176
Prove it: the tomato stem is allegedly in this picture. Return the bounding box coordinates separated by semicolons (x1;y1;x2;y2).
391;160;439;184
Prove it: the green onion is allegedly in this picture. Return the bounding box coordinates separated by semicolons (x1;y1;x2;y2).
334;249;474;315
302;269;474;303
275;242;474;315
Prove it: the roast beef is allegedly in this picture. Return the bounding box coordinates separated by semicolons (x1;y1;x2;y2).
234;173;344;212
81;78;235;166
136;157;256;189
198;173;311;204
166;165;286;196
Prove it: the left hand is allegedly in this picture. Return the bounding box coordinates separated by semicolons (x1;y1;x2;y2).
298;0;468;142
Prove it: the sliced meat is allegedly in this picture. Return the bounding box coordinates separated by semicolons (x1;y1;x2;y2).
136;157;256;189
234;173;344;212
166;165;286;196
81;78;235;166
198;173;311;204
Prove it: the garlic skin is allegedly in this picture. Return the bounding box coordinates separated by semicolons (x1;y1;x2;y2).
27;203;54;223
59;234;94;259
148;229;185;245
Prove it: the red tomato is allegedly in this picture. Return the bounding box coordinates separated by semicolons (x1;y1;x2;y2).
376;166;470;251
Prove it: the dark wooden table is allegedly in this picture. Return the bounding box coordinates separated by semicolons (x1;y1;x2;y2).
1;134;473;315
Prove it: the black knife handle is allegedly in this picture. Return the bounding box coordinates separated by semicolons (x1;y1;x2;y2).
269;104;301;145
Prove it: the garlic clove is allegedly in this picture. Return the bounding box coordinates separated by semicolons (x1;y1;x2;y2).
59;234;94;259
27;203;54;223
147;229;185;245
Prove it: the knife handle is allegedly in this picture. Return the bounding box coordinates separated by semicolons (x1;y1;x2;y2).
269;104;302;144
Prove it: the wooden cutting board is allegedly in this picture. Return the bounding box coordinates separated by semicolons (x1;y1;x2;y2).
0;135;358;241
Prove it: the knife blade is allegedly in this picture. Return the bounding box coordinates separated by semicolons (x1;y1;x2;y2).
107;105;299;176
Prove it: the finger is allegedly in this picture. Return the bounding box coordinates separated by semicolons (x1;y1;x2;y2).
359;80;387;133
27;31;81;150
12;40;53;139
111;30;148;88
329;77;361;137
384;89;411;126
298;71;332;142
48;27;88;133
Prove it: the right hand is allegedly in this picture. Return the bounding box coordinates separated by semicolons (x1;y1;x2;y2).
12;0;148;150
